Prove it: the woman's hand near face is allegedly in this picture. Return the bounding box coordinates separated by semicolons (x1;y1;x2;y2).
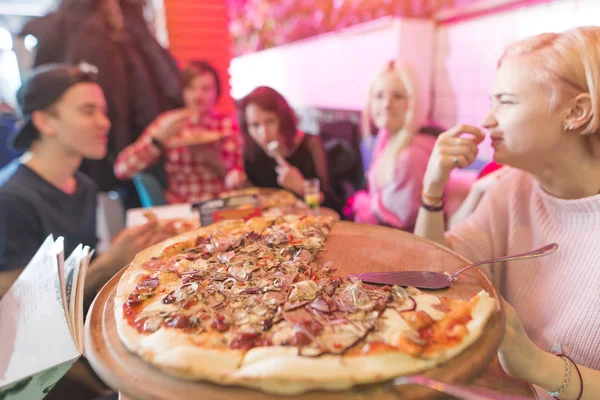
423;125;486;197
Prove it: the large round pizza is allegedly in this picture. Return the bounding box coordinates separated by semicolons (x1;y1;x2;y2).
114;216;495;395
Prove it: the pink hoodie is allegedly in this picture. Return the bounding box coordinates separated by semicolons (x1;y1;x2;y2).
353;129;436;231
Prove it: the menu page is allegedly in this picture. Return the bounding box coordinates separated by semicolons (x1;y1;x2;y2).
52;238;69;327
74;247;93;352
0;362;74;400
0;236;80;393
64;244;83;342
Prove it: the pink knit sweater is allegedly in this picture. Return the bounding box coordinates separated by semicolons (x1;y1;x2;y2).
446;168;600;370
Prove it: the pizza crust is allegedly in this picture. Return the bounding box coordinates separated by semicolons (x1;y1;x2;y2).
228;291;495;395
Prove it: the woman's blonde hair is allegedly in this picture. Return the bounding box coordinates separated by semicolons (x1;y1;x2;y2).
499;26;600;156
362;60;426;187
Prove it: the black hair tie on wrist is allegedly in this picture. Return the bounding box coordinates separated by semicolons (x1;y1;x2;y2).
151;137;165;152
420;200;444;212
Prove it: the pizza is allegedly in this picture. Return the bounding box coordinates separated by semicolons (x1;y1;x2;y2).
167;130;224;149
143;211;200;236
114;216;496;395
219;187;301;210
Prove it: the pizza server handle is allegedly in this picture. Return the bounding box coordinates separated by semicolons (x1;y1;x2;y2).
447;242;558;282
394;375;533;400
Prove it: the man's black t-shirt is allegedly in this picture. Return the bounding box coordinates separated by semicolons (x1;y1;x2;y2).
0;160;98;271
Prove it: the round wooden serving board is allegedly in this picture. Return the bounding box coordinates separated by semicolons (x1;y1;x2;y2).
85;221;504;400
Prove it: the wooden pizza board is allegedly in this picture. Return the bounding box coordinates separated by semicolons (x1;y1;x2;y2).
85;222;505;400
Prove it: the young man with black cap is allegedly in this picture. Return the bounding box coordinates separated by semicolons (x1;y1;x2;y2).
0;64;164;298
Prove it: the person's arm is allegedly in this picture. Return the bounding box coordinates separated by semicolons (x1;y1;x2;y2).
499;301;599;400
448;166;509;230
306;135;331;196
0;268;24;297
82;221;168;305
414;125;485;245
351;190;379;225
307;135;342;208
113;110;188;180
368;145;430;231
221;120;248;189
83;252;120;303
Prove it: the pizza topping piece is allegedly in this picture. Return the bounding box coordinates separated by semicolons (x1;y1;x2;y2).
288;280;320;303
141;258;169;271
262;290;287;308
336;281;377;313
230;332;262;350
211;314;230;332
308;298;334;313
320;276;342;296
401;311;434;331
142;317;164;333
124;275;163;313
390;291;417;312
210;292;227;308
261;318;273;331
162;282;199;308
293;249;313;264
262;229;291;247
316;319;370;355
164;314;194;329
233;308;251;325
210;231;242;252
217;250;236;263
137;277;160;291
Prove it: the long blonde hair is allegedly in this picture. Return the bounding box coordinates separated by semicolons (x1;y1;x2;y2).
361;60;426;187
499;27;600;157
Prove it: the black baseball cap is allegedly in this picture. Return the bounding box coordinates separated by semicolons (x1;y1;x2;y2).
8;63;98;151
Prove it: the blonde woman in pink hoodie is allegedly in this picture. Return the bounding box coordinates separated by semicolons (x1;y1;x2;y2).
350;60;437;231
416;27;600;399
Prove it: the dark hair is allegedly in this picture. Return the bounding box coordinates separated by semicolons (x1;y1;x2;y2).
9;64;99;150
181;61;221;99
237;86;298;154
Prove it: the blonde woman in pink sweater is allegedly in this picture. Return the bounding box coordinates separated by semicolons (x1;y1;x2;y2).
350;60;436;231
415;27;600;399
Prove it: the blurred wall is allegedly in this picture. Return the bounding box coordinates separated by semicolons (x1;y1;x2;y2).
230;17;434;114
432;0;600;161
162;0;235;115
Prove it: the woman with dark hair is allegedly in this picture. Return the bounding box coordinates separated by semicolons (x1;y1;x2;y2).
114;61;244;203
237;86;337;208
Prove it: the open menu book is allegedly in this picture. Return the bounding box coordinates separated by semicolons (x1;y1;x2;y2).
0;235;94;400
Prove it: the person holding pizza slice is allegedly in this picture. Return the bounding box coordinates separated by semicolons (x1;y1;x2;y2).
415;27;600;398
114;61;245;204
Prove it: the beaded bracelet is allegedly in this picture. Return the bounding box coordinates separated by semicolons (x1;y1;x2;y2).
547;355;571;397
553;354;584;400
